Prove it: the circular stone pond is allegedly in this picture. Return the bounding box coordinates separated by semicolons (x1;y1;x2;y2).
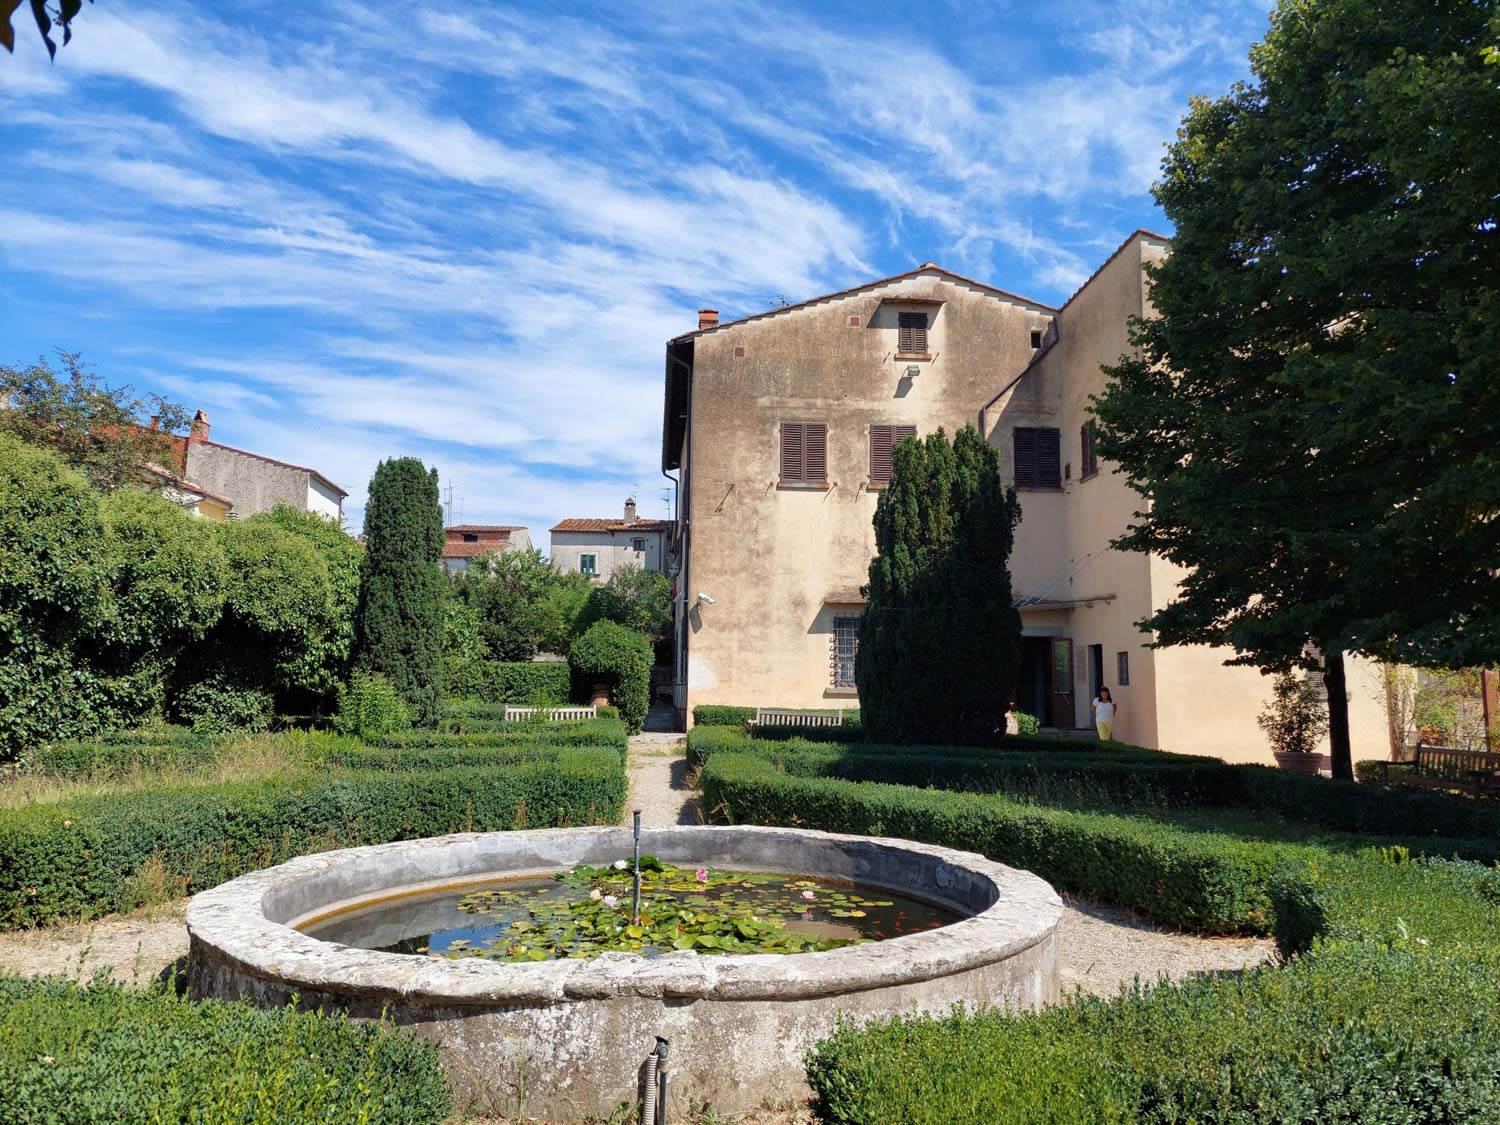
187;826;1061;1118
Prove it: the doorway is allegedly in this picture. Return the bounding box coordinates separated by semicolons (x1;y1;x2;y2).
1020;636;1075;728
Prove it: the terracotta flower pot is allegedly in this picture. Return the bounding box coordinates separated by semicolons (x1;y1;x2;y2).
1274;751;1328;775
589;683;611;708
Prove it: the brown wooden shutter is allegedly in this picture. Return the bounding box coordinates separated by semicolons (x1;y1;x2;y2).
1037;427;1061;488
898;312;928;355
804;423;827;482
1014;427;1037;487
870;425;893;482
781;423;804;483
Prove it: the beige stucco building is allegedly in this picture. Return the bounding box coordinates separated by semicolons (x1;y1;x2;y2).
660;232;1387;764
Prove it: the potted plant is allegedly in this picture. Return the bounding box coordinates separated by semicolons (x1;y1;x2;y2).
1259;672;1329;774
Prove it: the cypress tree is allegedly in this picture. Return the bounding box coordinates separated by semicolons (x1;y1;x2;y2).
856;426;1023;745
353;458;444;726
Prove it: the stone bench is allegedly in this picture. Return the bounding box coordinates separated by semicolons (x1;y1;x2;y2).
503;706;597;723
751;708;844;728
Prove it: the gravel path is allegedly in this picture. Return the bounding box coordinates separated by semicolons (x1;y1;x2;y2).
0;902;189;985
623;730;700;827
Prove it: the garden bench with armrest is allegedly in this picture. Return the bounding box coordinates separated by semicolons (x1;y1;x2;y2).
1377;745;1500;798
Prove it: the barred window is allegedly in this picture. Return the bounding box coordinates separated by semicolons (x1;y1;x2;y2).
832;616;860;688
1116;651;1130;686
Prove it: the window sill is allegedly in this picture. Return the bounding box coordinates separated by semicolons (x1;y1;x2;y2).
824;688;859;699
777;481;831;491
1014;485;1065;493
865;481;888;491
895;353;932;362
1079;470;1098;482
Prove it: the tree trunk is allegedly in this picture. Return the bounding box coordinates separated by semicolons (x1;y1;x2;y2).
1324;649;1352;780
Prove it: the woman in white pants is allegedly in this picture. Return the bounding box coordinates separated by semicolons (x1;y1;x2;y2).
1091;686;1117;741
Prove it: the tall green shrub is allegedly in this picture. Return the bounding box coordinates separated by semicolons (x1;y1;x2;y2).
569;621;651;733
856;426;1023;745
354;458;445;726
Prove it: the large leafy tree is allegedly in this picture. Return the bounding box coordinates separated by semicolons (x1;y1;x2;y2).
855;426;1023;746
354;458;445;726
453;547;560;662
1;353;189;493
1095;0;1500;779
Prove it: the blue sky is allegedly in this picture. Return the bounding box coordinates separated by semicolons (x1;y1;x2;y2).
0;1;1271;536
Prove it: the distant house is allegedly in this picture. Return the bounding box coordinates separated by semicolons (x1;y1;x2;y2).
173;411;348;520
442;524;532;575
140;462;234;521
550;499;670;580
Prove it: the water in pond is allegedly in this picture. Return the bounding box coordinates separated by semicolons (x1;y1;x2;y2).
301;858;960;961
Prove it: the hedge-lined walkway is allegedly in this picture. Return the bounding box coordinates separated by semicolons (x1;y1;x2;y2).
623;730;699;827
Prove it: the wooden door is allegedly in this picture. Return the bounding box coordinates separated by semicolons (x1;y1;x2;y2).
1048;638;1074;728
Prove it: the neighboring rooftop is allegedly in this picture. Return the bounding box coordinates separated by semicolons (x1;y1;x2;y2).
551;517;671;534
446;524;525;533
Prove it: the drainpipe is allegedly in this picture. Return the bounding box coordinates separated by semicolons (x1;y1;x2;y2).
641;1036;669;1125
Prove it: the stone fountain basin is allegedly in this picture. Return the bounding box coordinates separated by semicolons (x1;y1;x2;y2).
187;825;1061;1119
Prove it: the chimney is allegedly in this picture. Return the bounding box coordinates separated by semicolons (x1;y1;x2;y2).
148;415;159;430
189;410;211;442
623;497;637;525
698;308;719;330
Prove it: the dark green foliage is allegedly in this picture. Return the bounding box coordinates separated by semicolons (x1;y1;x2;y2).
169;670;275;733
573;565;673;644
249;507;363;704
452;547;559;661
319;743;610;772
807;942;1500;1125
332;670;410;739
0;976;450;1125
857;427;1023;745
569;621;651;733
0;353;187;493
1094;0;1500;778
441;659;572;705
354;458;445;726
0;755;626;928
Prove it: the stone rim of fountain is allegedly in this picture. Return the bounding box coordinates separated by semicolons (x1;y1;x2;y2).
186;825;1061;1006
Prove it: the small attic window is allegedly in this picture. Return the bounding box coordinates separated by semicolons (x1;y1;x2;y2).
462;533;479;543
1030;329;1043;349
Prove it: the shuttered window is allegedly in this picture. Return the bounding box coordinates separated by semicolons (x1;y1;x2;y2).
869;424;917;484
1013;427;1062;489
897;312;928;355
1080;421;1099;479
780;422;828;485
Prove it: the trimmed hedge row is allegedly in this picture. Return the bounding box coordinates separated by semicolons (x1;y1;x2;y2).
373;715;629;751
803;792;1500;1121
320;741;621;771
441;658;572;704
701;752;1293;933
702;753;1500;934
691;705;864;729
690;727;1500;843
0;753;626;928
0;976;450;1125
807;937;1500;1124
21;731;222;779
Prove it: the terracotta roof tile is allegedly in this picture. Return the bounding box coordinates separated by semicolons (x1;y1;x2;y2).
550;518;671;534
446;524;525;533
441;541;514;558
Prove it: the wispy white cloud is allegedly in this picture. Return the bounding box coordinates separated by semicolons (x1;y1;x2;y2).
0;0;1268;529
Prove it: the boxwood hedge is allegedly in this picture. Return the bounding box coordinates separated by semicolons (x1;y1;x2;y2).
441;658;571;704
0;976;449;1125
0;751;625;928
802;786;1500;1122
21;729;222;779
373;715;629;751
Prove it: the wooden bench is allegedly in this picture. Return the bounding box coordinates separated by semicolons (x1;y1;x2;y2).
1377;745;1500;798
750;708;844;728
503;705;597;723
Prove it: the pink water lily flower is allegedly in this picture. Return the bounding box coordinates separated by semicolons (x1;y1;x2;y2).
695;868;709;883
801;890;817;902
603;895;619;908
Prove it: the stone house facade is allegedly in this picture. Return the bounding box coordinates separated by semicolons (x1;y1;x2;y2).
550;500;671;581
178;411;347;520
442;525;532;575
660;232;1387;763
